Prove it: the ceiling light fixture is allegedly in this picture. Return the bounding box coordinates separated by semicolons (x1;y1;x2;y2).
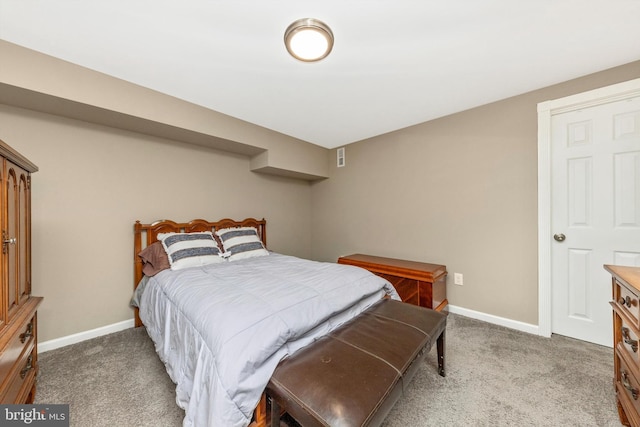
284;18;334;62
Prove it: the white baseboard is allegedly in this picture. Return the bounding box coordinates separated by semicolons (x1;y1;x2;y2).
447;304;542;336
38;306;542;354
39;319;135;353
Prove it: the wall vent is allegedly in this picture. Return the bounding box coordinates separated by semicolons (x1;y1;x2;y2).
337;147;345;167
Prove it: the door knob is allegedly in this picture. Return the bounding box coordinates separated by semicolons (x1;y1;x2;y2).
553;233;566;242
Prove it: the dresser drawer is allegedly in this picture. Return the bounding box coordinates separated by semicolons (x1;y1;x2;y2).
0;315;36;390
0;344;36;404
615;278;640;328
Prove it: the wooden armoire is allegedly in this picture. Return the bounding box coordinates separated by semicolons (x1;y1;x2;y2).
0;140;42;403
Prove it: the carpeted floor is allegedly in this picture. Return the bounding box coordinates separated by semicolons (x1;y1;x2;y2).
35;313;622;426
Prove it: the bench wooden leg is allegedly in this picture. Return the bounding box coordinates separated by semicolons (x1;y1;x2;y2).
270;396;281;427
437;329;445;377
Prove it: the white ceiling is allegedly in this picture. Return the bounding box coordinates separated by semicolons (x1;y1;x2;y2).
1;1;639;149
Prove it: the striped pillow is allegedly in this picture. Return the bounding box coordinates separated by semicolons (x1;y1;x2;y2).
158;231;225;270
215;227;269;261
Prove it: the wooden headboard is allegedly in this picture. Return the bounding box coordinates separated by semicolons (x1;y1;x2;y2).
133;217;266;327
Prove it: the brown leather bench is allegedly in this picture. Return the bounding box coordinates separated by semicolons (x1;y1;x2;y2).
267;299;447;427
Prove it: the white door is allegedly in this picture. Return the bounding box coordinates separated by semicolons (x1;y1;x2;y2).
550;96;640;347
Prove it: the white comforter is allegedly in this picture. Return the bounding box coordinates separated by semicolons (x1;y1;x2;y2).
137;253;399;427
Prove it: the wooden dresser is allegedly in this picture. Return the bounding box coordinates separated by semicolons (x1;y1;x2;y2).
338;254;447;311
0;140;42;404
607;264;640;427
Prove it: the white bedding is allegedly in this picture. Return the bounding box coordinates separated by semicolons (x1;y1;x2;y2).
137;252;399;427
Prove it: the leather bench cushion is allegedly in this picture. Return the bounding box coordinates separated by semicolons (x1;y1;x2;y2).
268;336;404;427
267;299;447;427
334;302;446;374
360;300;447;389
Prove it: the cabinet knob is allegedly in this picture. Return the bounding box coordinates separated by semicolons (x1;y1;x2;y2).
1;230;16;254
619;296;636;308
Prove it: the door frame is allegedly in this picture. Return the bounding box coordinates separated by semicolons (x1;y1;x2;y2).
537;77;640;338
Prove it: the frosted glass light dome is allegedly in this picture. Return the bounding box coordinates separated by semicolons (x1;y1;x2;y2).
284;18;333;62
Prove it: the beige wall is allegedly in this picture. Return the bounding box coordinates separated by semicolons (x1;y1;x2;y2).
310;60;640;326
2;51;639;343
0;40;330;181
0;105;312;342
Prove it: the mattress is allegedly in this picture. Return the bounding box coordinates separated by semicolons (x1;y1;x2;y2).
136;252;399;427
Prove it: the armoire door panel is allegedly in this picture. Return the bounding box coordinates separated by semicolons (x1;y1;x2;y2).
0;157;4;330
5;166;18;318
18;172;29;304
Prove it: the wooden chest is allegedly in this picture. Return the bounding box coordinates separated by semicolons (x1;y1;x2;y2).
338;253;447;311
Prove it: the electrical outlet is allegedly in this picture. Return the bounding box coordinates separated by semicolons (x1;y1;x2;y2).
454;273;464;286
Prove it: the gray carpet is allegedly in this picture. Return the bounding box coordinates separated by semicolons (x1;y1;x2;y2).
35;313;622;426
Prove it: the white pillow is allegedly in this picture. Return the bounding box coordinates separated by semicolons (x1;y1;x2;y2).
158;231;225;270
215;227;269;261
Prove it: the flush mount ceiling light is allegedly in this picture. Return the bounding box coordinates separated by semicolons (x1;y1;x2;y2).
284;18;334;62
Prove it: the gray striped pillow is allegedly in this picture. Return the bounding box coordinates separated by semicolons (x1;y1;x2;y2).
215;227;269;261
158;231;225;270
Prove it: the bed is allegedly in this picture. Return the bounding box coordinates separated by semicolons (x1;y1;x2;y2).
132;218;400;427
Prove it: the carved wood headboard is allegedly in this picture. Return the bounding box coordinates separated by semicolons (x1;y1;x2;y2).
133;217;266;327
